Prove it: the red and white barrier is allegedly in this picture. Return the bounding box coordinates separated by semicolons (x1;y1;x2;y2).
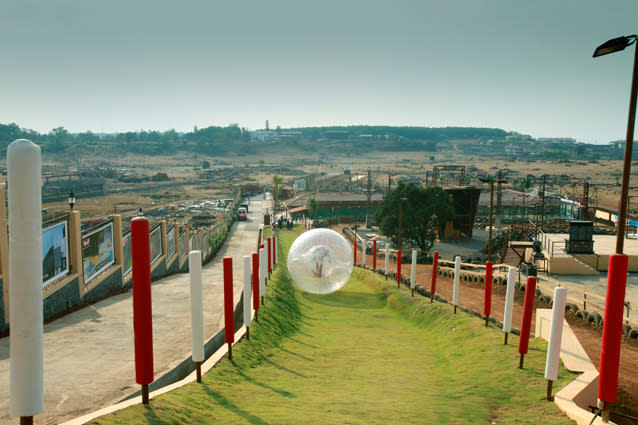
223;257;234;359
452;256;460;312
502;267;517;344
430;251;439;303
267;237;272;275
598;253;628;408
131;216;154;403
545;286;567;400
518;276;537;369
188;251;204;381
252;252;260;317
8;140;43;420
373;240;377;270
410;249;416;296
396;249;402;288
353;240;357;264
362;242;366;268
259;245;266;305
484;261;493;326
243;256;252;338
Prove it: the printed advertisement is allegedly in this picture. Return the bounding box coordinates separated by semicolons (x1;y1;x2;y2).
83;222;114;283
42;221;69;287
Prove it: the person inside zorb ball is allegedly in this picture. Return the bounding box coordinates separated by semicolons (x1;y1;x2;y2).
287;228;353;294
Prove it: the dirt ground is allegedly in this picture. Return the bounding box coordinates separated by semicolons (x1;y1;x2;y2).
350;244;638;423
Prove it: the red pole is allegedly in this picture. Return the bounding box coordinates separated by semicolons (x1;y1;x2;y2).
223;257;234;358
252;252;260;314
354;240;357;264
372;240;377;270
518;276;536;368
598;254;628;404
484;261;493;326
397;249;402;288
267;237;272;274
430;251;439;300
131;217;154;402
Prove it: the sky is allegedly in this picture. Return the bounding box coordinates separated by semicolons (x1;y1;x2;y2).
1;0;637;143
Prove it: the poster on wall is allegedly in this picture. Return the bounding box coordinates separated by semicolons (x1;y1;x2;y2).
190;235;194;251
167;226;176;260
83;222;114;283
150;225;163;264
42;221;69;287
179;232;186;258
122;232;132;275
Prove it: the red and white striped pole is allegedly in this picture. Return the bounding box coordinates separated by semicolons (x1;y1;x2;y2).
484;261;493;327
518;276;536;369
252;252;260;321
188;251;204;382
598;254;628;418
353;240;357;265
267;237;272;275
372;240;377;270
223;257;234;359
132;217;154;404
430;251;438;303
396;249;402;288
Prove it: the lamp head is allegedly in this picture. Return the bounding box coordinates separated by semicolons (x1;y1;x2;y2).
593;35;637;58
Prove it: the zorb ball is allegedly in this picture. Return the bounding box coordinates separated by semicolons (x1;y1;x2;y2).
287;228;353;294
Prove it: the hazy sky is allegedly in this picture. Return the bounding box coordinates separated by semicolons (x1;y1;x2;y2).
1;1;637;143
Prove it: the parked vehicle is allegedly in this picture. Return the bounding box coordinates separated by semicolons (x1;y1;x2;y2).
238;207;248;220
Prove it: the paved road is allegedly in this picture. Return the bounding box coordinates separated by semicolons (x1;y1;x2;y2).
0;197;269;425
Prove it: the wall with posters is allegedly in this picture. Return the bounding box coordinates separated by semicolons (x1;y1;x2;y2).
150;225;163;264
42;221;70;287
82;222;115;283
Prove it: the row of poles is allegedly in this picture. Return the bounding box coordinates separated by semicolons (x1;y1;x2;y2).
7;139;285;423
352;241;577;402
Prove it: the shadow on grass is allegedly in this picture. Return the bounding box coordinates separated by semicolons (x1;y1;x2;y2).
142;405;162;424
288;336;317;349
301;290;384;310
202;383;271;425
277;345;314;362
260;355;308;378
233;367;296;398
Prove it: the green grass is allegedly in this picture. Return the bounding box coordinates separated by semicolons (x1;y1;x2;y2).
92;226;576;425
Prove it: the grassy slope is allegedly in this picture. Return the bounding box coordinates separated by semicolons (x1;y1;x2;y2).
92;226;575;425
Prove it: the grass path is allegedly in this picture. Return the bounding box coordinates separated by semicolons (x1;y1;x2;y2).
93;227;575;425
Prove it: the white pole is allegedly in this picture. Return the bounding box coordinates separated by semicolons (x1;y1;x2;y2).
545;287;568;381
503;267;517;334
362;242;366;268
411;249;417;289
188;251;204;363
259;247;266;297
385;245;390;276
452;256;461;307
243;255;252;328
9;139;43;417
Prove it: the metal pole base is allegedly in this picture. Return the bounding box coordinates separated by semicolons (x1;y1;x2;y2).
246;326;250;340
20;417;33;425
430;295;434;303
228;343;233;360
504;332;508;345
196;361;202;383
519;353;525;369
142;384;150;405
485;316;489;327
546;380;553;401
255;310;258;322
261;296;264;306
411;288;414;297
454;305;457;314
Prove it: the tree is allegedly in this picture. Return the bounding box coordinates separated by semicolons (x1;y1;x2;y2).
307;196;318;218
374;181;455;253
202;160;211;169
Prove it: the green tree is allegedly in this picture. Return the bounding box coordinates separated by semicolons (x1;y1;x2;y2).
374;181;455;253
202;160;211;169
307;196;318;218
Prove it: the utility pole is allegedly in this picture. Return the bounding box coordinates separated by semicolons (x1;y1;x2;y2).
365;168;373;228
496;170;503;230
583;181;590;220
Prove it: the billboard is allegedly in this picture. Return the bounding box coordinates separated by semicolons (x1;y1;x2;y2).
179;232;186;259
42;221;69;287
122;232;132;275
150;225;163;264
83;222;114;283
167;226;176;260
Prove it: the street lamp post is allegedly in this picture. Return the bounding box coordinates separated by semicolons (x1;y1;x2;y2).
479;176;505;262
68;191;76;211
593;33;638;422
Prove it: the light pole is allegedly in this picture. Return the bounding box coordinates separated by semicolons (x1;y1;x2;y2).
479;176;505;262
137;208;144;217
398;197;407;250
68;191;76;211
593;33;638;422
